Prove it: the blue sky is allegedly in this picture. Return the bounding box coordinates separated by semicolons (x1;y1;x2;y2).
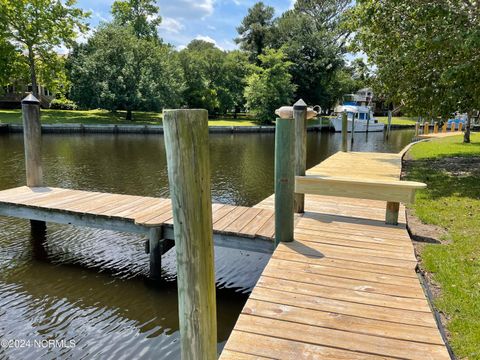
77;0;294;50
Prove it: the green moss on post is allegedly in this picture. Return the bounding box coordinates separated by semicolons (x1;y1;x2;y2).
275;117;295;246
163;109;217;360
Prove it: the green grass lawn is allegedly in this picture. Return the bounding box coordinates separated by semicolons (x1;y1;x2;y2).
377;116;417;126
405;133;480;359
0;109;163;125
0;109;332;127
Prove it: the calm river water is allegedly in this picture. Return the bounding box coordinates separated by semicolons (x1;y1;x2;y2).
0;129;414;359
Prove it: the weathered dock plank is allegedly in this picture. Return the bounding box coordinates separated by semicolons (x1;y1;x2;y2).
220;154;449;359
0;186;276;252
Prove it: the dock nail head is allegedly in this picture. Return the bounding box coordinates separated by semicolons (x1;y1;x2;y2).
22;94;40;105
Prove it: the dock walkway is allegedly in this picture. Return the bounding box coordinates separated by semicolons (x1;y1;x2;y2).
0;186;276;253
0;150;450;359
220;153;450;359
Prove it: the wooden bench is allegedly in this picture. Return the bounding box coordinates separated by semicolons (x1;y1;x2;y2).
295;151;426;224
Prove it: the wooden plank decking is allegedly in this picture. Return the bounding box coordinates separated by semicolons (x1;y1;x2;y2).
0;186;276;252
0;150;450;359
220;153;450;359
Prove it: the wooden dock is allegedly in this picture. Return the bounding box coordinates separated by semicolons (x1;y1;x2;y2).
220;153;450;360
0;186;276;253
3;100;449;359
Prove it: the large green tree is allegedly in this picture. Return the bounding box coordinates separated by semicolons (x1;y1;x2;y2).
179;40;250;116
0;0;89;97
352;0;480;142
235;2;275;63
111;0;161;40
244;48;296;124
271;0;352;109
68;24;182;120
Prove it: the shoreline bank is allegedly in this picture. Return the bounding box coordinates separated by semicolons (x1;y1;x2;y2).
0;122;418;135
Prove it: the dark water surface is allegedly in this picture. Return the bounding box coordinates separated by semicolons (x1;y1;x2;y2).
0;129;414;359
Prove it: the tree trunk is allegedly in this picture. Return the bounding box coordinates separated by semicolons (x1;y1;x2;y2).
464;112;471;143
126;109;133;121
27;46;38;98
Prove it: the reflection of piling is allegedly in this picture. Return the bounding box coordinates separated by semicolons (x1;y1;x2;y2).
22;95;47;244
341;111;348;152
163;109;217;360
293;99;307;213
274;116;295;247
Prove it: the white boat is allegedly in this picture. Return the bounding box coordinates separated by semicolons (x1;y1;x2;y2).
331;95;384;133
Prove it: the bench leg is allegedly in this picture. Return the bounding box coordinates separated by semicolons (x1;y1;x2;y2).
385;202;400;225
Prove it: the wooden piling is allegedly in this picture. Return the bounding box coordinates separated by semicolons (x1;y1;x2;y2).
450;121;456;132
293;99;306;213
424;122;429;135
386;110;392;139
433;122;438;134
385;201;400;225
22;94;46;235
414;122;420;137
350;112;355;146
442;123;447;133
341;111;348;152
149;227;163;280
22;94;43;187
163;109;217;360
458;122;463;132
275;117;295;246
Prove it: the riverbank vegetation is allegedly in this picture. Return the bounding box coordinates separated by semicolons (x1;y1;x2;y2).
405;134;480;358
0;0;366;123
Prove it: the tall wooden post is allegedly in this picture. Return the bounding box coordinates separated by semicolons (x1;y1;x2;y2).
415;122;420;137
386;110;392;140
458;122;463;132
22;94;43;187
424;122;429;135
163;109;217;360
341;110;348;152
433;122;439;134
442;122;447;133
22;94;46;235
350;112;355;146
450;121;456;132
293;99;307;213
275;116;295;246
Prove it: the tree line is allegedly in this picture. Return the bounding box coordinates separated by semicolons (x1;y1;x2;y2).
0;0;366;122
1;0;478;133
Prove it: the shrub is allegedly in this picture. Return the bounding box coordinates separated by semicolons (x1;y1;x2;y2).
49;98;78;110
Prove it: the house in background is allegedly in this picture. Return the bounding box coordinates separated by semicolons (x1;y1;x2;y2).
1;83;54;109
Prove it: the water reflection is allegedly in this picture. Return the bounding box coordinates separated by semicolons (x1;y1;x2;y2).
0;129;414;359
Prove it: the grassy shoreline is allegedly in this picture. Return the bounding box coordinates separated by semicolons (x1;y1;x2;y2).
0;109;329;127
405;134;480;359
0;109;413;127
